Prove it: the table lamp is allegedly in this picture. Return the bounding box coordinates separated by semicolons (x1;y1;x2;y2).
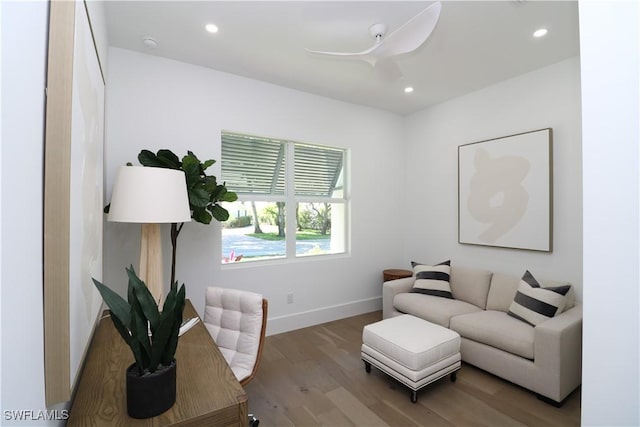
108;166;191;304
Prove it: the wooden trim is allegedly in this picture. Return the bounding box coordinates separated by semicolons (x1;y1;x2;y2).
43;0;76;406
240;298;268;387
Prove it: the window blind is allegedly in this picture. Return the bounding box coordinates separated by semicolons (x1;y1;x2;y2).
221;133;285;195
222;132;344;198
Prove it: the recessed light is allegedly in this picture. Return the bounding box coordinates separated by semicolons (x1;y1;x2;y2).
205;24;219;34
533;28;548;38
404;87;414;93
142;36;158;49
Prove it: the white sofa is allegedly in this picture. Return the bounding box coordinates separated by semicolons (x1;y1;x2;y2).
382;265;582;405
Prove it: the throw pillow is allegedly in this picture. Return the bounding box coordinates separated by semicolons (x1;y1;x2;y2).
410;260;452;299
507;270;572;326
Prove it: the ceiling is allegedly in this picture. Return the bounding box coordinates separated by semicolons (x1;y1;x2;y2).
104;1;580;116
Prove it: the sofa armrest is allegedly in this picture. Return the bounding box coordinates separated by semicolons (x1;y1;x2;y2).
534;304;583;400
382;277;414;319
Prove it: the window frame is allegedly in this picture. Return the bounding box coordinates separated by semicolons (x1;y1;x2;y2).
220;131;350;265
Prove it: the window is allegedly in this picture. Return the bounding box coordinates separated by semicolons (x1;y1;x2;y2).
220;132;348;263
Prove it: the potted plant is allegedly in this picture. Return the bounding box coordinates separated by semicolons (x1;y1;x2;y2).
92;266;186;419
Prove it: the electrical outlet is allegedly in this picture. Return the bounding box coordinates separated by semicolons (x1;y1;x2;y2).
287;293;294;304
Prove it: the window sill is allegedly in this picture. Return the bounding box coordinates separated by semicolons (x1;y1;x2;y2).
220;252;351;270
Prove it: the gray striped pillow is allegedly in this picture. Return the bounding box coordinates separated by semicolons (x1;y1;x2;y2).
507;270;571;326
410;260;452;299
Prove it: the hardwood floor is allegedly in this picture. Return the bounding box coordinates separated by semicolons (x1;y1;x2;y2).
245;311;581;426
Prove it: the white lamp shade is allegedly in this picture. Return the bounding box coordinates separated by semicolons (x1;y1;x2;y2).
108;166;192;223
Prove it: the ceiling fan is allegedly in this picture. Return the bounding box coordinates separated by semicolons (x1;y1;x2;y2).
305;1;442;81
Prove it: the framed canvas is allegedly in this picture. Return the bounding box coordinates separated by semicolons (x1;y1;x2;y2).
458;128;552;252
44;0;105;405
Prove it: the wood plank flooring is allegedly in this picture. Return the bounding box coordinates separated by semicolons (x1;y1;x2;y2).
245;311;581;426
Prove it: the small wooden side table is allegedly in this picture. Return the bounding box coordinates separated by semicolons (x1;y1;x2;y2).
383;269;413;282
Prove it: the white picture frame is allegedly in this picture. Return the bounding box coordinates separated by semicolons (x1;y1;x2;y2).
458;128;553;252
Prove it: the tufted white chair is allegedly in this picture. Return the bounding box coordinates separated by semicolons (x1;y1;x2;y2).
203;287;268;386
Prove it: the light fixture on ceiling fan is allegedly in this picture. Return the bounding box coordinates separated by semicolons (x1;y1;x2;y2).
305;1;442;81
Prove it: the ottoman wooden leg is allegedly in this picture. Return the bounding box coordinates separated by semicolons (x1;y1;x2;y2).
450;371;457;382
364;360;371;373
411;390;418;403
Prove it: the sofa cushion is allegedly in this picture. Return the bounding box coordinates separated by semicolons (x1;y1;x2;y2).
507;271;572;326
393;293;481;328
449;266;493;309
486;272;520;312
450;310;535;360
410;260;452;299
543;279;575;309
487;272;576;313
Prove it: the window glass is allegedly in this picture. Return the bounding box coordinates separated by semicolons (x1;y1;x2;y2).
295;202;345;257
221;201;286;263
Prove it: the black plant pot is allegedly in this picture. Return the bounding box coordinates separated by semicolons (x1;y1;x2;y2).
126;360;177;419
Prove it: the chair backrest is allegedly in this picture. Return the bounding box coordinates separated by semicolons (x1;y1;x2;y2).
203;287;268;386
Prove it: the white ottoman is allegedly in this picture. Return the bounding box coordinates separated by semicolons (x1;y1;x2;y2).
361;314;461;403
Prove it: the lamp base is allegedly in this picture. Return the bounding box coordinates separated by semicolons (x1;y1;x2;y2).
139;223;163;305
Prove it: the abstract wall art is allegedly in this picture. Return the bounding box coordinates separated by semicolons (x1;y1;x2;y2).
458;128;553;252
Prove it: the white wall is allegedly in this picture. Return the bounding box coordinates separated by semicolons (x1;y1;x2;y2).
580;1;639;425
104;47;406;334
403;57;583;298
1;0;50;422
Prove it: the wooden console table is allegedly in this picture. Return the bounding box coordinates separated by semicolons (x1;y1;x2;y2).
68;300;248;426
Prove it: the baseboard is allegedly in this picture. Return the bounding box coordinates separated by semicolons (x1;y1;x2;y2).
266;296;382;336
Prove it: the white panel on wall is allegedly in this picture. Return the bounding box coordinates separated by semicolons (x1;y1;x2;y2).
579;0;639;425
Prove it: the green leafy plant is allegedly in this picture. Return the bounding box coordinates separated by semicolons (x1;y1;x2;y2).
136;149;238;284
137;149;237;224
92;266;186;376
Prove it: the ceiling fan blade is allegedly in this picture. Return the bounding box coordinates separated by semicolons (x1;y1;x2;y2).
304;1;441;78
374;58;403;81
373;1;442;59
304;41;379;58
